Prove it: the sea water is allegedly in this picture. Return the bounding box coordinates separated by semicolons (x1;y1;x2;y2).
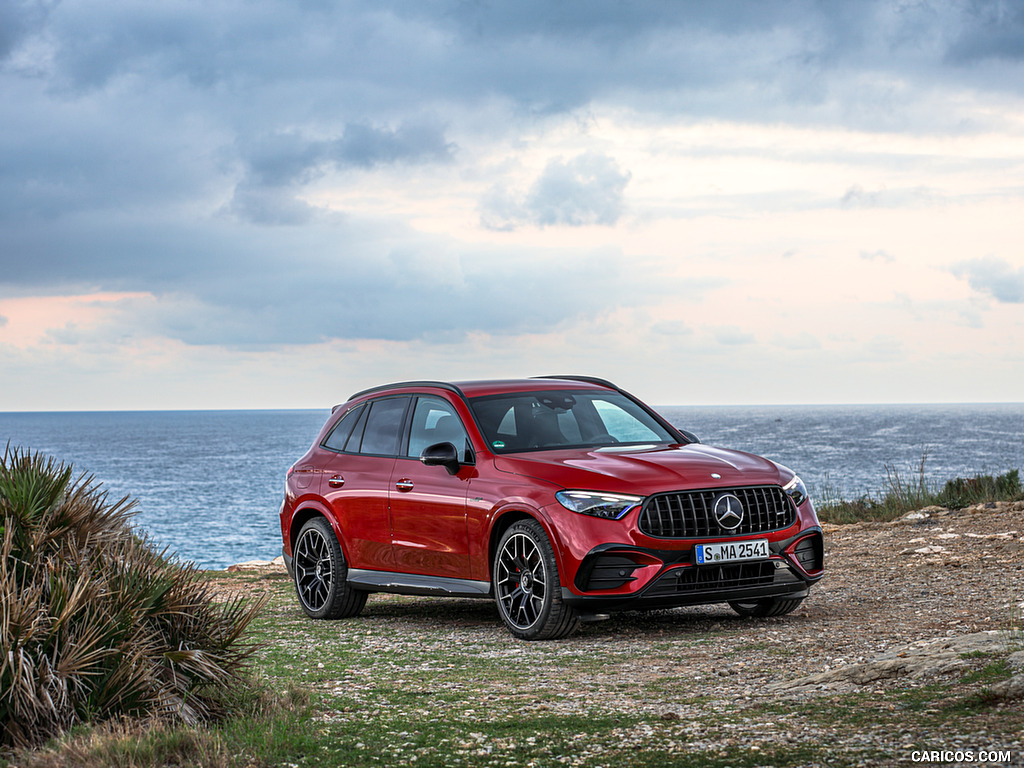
2;404;1022;569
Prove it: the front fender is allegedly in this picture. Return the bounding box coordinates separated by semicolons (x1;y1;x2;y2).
484;500;571;586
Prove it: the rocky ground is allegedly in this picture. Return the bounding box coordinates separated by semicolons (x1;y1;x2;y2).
228;501;1024;767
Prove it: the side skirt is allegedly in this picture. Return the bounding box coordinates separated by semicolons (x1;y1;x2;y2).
346;569;492;598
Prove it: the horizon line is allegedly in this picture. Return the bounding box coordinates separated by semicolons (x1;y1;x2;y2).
3;400;1024;415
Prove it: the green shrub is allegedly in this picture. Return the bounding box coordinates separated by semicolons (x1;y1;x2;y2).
817;463;1023;524
935;469;1022;510
0;447;268;750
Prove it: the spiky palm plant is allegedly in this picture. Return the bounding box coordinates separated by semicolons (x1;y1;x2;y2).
0;447;268;749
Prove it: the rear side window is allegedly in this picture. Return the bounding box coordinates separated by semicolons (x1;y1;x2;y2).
356;397;410;456
322;404;364;452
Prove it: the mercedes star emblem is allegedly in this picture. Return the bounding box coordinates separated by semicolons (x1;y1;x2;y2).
713;493;745;530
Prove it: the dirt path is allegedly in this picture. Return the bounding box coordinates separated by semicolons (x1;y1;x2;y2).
228;501;1024;767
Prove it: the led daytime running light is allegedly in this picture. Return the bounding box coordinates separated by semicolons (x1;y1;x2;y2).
783;476;809;508
555;490;643;520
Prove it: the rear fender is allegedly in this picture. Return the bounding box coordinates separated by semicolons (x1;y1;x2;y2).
289;500;352;563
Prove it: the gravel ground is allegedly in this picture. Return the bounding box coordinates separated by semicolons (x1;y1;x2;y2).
232;501;1024;767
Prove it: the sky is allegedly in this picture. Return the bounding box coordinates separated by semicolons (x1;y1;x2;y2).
1;0;1023;411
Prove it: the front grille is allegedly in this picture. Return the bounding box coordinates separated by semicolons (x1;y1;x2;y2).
646;562;776;598
639;485;794;539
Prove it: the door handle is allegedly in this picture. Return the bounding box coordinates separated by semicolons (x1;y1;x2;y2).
328;475;345;488
395;478;414;492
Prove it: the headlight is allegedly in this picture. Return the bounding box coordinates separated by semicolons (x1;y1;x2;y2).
555;490;643;520
783;475;809;508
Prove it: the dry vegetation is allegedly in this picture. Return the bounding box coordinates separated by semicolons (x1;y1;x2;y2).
0;448;267;752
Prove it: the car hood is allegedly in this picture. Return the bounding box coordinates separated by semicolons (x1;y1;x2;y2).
492;443;787;495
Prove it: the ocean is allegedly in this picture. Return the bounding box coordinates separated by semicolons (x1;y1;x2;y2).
2;404;1022;569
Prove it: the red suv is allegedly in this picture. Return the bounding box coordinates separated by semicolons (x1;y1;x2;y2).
279;377;823;640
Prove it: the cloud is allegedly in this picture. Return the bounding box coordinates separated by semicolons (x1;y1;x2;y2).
652;321;693;337
860;249;895;263
714;326;755;346
145;244;658;346
945;2;1024;64
225;184;323;227
1;0;1023;412
227;120;455;224
1;208;678;347
840;184;882;208
240;122;454;187
773;332;821;351
3;0;1020;234
0;0;54;61
840;184;936;210
481;152;631;230
951;256;1024;304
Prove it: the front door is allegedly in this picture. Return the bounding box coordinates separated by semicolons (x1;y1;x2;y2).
388;395;473;579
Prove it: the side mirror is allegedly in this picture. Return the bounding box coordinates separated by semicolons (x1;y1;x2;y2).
420;442;462;475
679;429;701;444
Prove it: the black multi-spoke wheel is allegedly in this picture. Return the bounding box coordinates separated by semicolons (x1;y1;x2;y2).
493;519;579;640
293;517;367;620
728;597;804;618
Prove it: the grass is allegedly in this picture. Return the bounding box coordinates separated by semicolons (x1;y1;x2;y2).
815;458;1022;524
7;571;1023;768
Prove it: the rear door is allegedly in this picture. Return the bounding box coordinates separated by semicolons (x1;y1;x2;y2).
319;396;410;570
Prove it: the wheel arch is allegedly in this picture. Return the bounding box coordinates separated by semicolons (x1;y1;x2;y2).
289;503;351;562
487;507;568;584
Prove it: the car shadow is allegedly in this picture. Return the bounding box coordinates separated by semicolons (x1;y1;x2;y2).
352;593;810;641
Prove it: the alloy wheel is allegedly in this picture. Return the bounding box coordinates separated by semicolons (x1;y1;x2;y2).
294;525;333;612
495;531;548;630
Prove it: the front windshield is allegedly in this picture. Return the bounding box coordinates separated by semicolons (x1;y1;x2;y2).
469;390;677;453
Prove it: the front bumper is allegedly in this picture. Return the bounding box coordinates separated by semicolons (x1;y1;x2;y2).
561;527;823;613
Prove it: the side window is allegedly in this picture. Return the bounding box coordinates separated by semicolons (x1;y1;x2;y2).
322;404;364;452
407;397;471;461
356;397;410;456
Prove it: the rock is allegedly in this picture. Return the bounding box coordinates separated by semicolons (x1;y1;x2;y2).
987;674;1024;701
226;558;283;572
900;545;948;555
771;632;1011;694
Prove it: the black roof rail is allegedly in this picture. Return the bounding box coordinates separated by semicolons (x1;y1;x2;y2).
533;375;619;390
345;380;466;403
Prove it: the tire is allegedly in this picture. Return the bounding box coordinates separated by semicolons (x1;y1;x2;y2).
728;597;804;618
293;517;367;620
493;519;580;640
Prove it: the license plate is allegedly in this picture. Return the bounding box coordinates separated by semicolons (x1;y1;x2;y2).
694;539;769;565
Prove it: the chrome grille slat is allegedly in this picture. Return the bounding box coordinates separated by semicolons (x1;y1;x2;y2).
639;485;795;539
699;493;711;537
